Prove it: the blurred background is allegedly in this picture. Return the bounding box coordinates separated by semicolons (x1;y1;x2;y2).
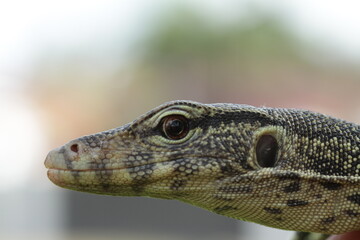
1;1;360;240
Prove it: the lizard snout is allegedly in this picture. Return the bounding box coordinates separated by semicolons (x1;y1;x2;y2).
44;139;88;170
44;146;67;170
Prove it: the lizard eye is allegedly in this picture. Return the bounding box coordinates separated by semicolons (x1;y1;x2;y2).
161;115;189;140
256;135;278;168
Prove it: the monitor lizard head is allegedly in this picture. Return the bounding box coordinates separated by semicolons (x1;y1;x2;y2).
45;100;281;197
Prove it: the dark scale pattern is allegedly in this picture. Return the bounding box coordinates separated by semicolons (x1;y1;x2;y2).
264;207;283;214
319;181;343;190
286;199;309;207
283;181;301;193
347;194;360;205
344;209;359;217
44;100;360;239
321;217;335;224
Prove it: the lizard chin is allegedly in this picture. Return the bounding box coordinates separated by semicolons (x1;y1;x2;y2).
46;168;142;196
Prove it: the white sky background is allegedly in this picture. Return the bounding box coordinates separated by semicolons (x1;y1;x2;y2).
1;0;360;81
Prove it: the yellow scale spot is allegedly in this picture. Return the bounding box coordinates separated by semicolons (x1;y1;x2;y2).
78;172;98;185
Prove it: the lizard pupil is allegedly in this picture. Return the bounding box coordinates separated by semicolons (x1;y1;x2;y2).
256;135;278;168
162;115;189;140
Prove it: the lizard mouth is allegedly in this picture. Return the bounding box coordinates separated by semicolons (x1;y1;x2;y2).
44;147;134;191
44;148;177;194
45;162;177;197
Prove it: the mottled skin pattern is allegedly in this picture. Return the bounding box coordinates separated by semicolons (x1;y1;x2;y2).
45;101;360;240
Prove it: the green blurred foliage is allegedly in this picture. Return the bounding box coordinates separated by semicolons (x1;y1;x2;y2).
144;8;302;64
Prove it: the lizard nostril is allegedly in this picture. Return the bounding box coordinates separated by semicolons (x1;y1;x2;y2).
70;144;79;153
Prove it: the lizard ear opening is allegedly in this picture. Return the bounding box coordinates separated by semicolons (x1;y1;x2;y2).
256;135;278;168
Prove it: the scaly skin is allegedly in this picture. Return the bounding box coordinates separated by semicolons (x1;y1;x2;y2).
45;100;360;240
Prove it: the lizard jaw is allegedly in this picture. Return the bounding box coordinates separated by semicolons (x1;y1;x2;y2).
44;143;182;196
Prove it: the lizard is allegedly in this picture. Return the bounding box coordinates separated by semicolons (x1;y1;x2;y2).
44;100;360;240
